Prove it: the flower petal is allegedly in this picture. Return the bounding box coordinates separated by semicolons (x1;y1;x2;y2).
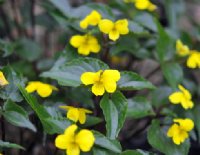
81;72;96;85
167;124;179;137
174;118;194;131
98;19;114;34
109;30;120;41
75;129;95;152
104;80;117;93
0;71;9;86
115;19;129;35
92;83;105;96
55;134;68;149
134;0;150;10
66;144;80;155
25;81;41;93
70;35;85;48
67;108;80;123
169;92;183;104
103;70;120;82
78;110;86;124
37;83;53;98
78;44;90;55
178;85;191;100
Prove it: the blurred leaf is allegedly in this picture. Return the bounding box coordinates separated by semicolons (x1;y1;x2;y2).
93;131;122;153
41;57;109;87
161;63;183;89
147;120;190;155
0;140;24;150
129;21;148;34
15;38;42;62
100;92;127;139
0;39;16;57
121;149;153;155
0;67;24;102
3;111;36;132
127;96;155;118
81;116;103;128
118;71;155;90
155;20;175;62
134;13;157;32
93;147;118;155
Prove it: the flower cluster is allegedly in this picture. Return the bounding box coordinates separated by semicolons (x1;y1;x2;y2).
70;10;129;55
167;118;194;145
124;0;157;11
176;40;200;69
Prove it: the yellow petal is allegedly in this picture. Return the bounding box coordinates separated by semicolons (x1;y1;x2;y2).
115;19;129;35
169;92;183;104
104;80;117;93
102;70;120;82
147;3;157;11
59;105;74;111
81;72;96;85
25;81;41;93
87;10;101;26
180;99;193;109
79;108;93;114
55;134;68;149
75;129;95;152
87;36;101;53
67;108;79;123
78;110;86;124
134;0;150;10
174;118;194;131
66;144;80;155
167;124;179;137
176;40;190;57
78;44;90;55
37;83;53;98
0;71;9;86
92;83;105;96
98;19;114;34
80;19;89;29
178;85;191;100
172;133;182;145
70;35;85;48
187;51;200;69
109;30;120;41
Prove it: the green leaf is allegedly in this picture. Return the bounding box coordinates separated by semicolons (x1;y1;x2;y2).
0;39;16;57
3;111;36;132
0;67;24;102
0;140;24;150
147;120;190;155
118;71;155;90
155;20;175;62
161;63;183;89
121;149;152;155
93;131;122;153
128;21;148;34
93;147;118;155
41;57;109;87
100;92;127;139
81;116;103;128
127;96;155;118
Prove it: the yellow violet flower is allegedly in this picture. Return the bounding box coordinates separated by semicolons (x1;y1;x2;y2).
167;118;194;145
59;106;92;124
98;19;129;41
81;70;120;96
169;85;193;110
176;40;190;57
25;81;58;98
55;124;95;155
187;50;200;69
0;71;9;86
80;10;101;29
70;34;100;56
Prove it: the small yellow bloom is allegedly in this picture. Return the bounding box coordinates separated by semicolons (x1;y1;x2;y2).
169;85;193;109
81;70;120;96
134;0;157;11
176;40;190;57
55;124;95;155
187;50;200;69
167;118;194;145
80;10;102;29
60;106;92;124
25;81;58;98
70;34;100;56
98;19;129;41
0;71;9;86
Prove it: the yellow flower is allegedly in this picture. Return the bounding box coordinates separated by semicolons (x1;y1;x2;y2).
55;124;95;155
25;81;58;98
176;40;190;57
187;50;200;69
169;85;193;109
0;71;9;86
134;0;157;11
80;10;102;29
81;70;120;96
167;118;194;145
70;34;100;56
98;19;129;41
59;106;92;124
